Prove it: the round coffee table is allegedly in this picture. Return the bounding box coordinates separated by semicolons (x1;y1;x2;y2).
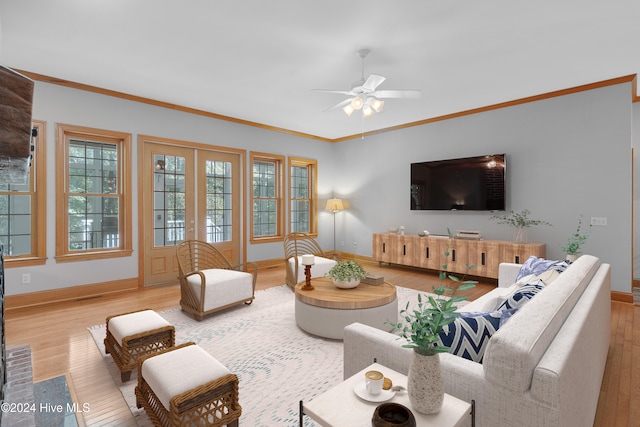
294;277;397;339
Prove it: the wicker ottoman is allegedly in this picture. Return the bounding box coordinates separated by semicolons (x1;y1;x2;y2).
104;309;175;382
135;342;242;427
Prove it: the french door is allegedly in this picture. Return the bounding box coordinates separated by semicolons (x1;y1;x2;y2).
140;140;242;286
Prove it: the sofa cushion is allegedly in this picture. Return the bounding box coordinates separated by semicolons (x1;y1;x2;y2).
436;311;502;363
515;256;568;281
497;280;545;310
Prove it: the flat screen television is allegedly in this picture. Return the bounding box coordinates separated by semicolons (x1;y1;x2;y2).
410;154;506;211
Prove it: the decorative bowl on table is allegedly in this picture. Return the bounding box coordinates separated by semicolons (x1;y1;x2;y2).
332;278;360;289
372;402;416;427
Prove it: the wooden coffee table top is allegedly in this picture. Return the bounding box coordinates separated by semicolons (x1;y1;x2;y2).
295;277;396;309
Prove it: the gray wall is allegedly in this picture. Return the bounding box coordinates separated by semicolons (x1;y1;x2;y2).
333;82;633;293
5;80;633;295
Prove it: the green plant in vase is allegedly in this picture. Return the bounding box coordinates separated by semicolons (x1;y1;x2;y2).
490;209;552;243
561;215;590;259
325;260;367;288
388;245;477;414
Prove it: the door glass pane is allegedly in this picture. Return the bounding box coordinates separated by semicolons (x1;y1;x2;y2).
205;160;232;243
153;154;186;247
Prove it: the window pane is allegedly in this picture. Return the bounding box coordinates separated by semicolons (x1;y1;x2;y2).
0;194;32;256
291;199;310;233
67;195;120;251
205;160;232;243
69;139;118;194
291;165;309;198
253;199;277;237
153;154;186;247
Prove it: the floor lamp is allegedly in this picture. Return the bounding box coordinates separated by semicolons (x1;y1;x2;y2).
326;198;344;253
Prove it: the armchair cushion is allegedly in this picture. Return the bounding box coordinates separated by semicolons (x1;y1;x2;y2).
289;256;337;284
187;269;254;312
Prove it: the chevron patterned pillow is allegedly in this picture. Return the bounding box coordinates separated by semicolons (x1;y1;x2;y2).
436;311;502;363
497;281;546;311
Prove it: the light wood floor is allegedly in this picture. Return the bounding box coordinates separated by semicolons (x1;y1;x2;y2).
4;261;638;426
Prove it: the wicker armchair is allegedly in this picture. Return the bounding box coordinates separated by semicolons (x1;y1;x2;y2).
283;232;340;289
176;240;257;321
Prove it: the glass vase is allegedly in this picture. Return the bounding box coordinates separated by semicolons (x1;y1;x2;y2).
513;227;527;243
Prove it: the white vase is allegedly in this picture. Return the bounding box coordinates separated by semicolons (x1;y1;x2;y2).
407;350;444;414
332;278;360;289
566;253;580;262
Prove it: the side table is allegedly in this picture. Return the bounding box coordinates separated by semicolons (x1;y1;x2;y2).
300;362;473;427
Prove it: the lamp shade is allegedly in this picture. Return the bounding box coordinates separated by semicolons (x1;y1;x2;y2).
350;96;364;110
371;98;384;112
325;198;344;212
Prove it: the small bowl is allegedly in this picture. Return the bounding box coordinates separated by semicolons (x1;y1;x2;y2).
372;402;416;427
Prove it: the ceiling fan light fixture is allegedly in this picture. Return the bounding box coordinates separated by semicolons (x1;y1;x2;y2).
362;104;374;118
342;104;355;116
350;96;364;110
371;98;384;112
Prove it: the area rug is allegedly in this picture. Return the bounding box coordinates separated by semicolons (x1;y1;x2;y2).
88;285;458;426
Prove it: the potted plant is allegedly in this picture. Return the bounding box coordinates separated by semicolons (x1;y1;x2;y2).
561;215;590;261
490;209;552;243
325;260;367;289
389;247;476;414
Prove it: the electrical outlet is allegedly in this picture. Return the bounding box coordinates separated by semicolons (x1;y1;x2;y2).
353;241;358;248
22;273;31;284
590;217;607;226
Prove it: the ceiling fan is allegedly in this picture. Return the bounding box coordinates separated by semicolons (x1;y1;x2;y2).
314;49;422;118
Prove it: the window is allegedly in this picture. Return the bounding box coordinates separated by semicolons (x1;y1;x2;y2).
56;124;132;261
288;157;317;235
250;152;284;242
1;120;46;267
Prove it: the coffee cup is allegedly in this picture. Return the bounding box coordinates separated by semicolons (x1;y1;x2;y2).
365;370;384;395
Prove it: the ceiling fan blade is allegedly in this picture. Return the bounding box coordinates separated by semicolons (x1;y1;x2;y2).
312;89;352;95
362;74;386;91
323;98;352;112
374;90;422;99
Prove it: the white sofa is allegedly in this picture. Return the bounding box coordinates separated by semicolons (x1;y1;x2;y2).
344;255;611;427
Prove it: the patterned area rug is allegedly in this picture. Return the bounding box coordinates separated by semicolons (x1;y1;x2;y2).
87;284;442;426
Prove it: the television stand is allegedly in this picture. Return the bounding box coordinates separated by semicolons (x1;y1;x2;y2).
372;233;545;279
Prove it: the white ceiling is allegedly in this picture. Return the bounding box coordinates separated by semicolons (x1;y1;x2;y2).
1;1;639;140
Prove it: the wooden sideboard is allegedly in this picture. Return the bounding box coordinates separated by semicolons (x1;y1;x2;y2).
372;233;546;279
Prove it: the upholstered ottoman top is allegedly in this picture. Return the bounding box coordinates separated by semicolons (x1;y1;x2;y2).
108;310;172;343
141;344;231;410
